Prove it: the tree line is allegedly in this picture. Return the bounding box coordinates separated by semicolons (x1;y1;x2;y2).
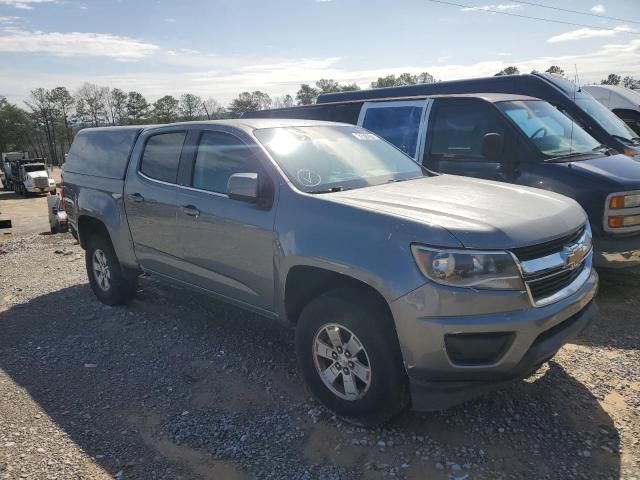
1;67;637;165
495;65;640;89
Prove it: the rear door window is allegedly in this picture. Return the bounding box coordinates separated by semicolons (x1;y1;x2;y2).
140;131;187;183
358;101;428;159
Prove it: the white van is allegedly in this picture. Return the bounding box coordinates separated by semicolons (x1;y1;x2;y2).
583;85;640;136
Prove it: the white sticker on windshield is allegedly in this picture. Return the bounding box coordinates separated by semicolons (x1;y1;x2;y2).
352;132;378;141
297;169;322;187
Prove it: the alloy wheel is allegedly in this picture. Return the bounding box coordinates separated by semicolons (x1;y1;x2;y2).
312;323;372;401
92;249;111;291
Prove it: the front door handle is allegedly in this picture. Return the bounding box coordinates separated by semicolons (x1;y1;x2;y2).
126;193;144;203
181;205;200;218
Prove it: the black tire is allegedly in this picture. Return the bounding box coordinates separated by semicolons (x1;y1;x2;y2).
50;224;58;234
295;288;409;426
50;189;57;196
85;234;138;305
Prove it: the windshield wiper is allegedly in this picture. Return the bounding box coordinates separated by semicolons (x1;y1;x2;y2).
592;144;613;155
544;151;591;163
308;186;352;194
612;134;640;145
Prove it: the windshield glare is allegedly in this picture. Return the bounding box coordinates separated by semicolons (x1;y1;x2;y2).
498;100;601;158
576;95;637;142
254;125;425;192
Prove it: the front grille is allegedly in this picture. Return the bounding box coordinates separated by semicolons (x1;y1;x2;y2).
527;264;585;301
511;224;591;306
511;226;585;261
34;177;48;188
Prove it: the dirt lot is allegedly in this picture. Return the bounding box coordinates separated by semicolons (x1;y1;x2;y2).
0;167;62;236
0;198;638;479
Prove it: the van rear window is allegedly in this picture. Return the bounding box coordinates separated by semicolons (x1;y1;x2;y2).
66;128;142;179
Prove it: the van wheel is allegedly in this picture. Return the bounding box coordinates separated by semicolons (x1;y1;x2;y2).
295;288;409;427
85;234;138;305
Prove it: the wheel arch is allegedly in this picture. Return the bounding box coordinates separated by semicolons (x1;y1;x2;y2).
283;265;393;327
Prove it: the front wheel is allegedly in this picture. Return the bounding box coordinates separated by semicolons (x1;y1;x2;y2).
295;288;409;426
85;235;138;305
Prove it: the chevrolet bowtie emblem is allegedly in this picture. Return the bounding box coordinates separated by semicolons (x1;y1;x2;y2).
563;242;588;270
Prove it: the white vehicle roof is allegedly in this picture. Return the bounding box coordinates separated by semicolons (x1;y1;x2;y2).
582;85;640;111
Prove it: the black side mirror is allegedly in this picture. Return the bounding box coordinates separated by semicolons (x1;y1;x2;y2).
481;133;504;161
227;173;259;202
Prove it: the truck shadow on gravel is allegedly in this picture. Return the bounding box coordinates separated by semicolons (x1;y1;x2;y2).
0;281;622;479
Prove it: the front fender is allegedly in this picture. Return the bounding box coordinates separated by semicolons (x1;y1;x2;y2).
273;188;461;317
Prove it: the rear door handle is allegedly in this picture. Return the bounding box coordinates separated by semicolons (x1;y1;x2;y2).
181;205;200;218
126;193;144;203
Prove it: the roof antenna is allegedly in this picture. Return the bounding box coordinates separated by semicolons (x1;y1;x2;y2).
574;64;582;93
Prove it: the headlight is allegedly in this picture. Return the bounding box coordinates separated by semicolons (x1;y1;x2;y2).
609;193;640;209
411;245;525;290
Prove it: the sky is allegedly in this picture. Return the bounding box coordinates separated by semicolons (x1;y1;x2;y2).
0;0;639;105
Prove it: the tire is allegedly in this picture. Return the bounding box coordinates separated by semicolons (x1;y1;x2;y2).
295;288;409;426
50;189;57;195
85;234;138;305
50;225;58;234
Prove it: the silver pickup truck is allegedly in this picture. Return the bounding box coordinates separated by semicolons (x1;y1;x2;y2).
63;119;598;425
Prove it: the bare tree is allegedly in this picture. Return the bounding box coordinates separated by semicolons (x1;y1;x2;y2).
106;88;128;126
179;93;204;121
25;88;59;165
272;94;294;109
202;97;227;119
75;83;109;127
48;86;74;153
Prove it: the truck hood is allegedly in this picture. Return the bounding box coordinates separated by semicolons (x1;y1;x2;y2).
328;175;586;249
26;171;48;179
560;154;640;188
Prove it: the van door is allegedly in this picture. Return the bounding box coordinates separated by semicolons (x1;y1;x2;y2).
124;128;188;279
175;127;277;314
357;100;430;161
423;98;516;182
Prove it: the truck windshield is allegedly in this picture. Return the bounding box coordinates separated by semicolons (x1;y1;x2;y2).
497;100;601;159
254;125;426;193
575;95;638;143
24;165;45;172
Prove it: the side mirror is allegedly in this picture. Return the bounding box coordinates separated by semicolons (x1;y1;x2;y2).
481;133;504;161
227;173;259;202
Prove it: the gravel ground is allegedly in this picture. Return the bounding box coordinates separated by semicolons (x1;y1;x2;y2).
0;232;638;480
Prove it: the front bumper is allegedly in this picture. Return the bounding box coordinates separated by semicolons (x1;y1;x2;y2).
26;186;54;193
593;234;640;268
390;266;598;411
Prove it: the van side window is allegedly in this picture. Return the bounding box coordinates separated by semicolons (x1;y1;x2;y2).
140;132;187;183
362;105;424;157
429;101;505;161
613;109;640;136
192;131;258;194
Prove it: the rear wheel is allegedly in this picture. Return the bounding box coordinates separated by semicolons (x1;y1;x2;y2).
295;288;409;426
85;234;138;305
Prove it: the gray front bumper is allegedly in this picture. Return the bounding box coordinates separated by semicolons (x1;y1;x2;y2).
390;267;598;411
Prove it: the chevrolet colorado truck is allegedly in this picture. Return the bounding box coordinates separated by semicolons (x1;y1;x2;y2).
62;119;598;425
